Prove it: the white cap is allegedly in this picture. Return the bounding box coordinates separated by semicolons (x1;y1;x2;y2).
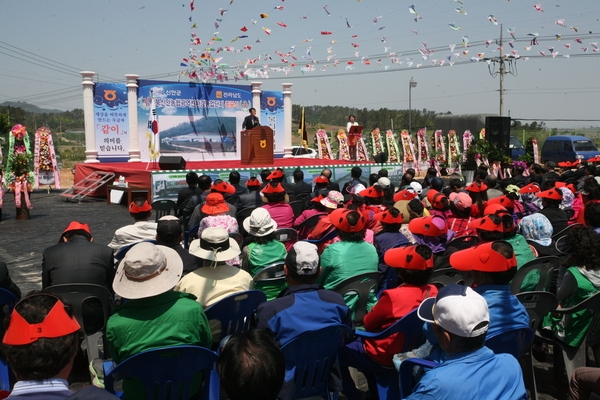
417;284;489;338
410;181;423;194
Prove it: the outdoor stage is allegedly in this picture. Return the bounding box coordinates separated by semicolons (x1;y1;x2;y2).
74;158;404;200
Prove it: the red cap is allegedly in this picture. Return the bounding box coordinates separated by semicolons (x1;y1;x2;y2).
430;192;448;210
314;175;329;184
426;189;439;205
129;200;152;213
246;177;261;187
212;181;236;195
311;194;325;203
374;209;404;224
483;203;508;216
359;186;384;198
3;296;81;345
62;221;91;235
384;245;433;270
262;182;285;194
466;181;488;193
469;215;504;232
408;215;448;237
329;208;367;232
535;188;563;201
449;241;517;272
486;195;514;210
519;183;541;194
393;189;418;202
267;169;285;180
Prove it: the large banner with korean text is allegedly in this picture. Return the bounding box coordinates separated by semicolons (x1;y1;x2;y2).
139;80;257;162
93;83;130;160
260;90;285;155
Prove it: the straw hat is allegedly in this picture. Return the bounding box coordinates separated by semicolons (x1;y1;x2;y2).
189;227;241;262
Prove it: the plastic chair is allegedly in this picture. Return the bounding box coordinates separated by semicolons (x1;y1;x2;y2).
103;345;219;400
250;262;287;300
203;290;267;349
510;256;559;294
274;228;298;243
304;227;339;245
183;224;200;250
229;232;243;247
485;327;535;360
151;199;177;222
114;239;158;263
399;358;438;398
42;284;115;364
516;291;559;400
0;288;18;392
428;268;471;289
544;291;600;382
288;200;307;218
354;310;427;400
333;272;382;327
279;324;352;400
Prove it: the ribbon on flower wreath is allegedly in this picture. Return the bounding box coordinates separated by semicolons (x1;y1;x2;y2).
356;135;369;162
532;138;539;164
416;128;430;174
12;175;33;209
462;130;473;163
316;129;333;160
447;130;461;174
6;125;32;178
33;127;61;189
371;128;384;157
479;128;486;140
386;130;401;163
400;130;415;172
336;129;351;161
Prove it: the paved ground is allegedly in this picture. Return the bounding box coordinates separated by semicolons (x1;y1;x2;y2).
0;191;571;399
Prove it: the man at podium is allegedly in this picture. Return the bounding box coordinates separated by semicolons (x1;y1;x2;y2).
242;107;260;130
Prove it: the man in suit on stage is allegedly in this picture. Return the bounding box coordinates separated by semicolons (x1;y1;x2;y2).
242;107;260;130
42;221;115;291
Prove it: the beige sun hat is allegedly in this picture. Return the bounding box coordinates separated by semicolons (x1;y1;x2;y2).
243;208;278;237
113;242;184;300
189;227;241;262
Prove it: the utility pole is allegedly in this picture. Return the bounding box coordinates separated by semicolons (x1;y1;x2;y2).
483;24;517;117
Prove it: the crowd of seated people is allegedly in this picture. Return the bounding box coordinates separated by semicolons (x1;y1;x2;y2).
5;160;600;399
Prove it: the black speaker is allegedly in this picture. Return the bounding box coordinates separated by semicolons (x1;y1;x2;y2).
485;116;511;151
158;156;186;170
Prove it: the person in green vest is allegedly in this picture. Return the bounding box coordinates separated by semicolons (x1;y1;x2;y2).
546;225;600;348
241;208;288;300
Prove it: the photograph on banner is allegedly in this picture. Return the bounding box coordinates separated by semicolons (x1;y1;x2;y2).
260;91;285;154
137;80;252;162
93;82;130;160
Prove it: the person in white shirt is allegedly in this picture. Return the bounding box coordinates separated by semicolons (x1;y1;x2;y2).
108;198;157;250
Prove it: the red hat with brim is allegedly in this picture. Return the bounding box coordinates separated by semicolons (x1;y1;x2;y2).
201;193;229;215
408;215;448;237
430;192;448;210
519;183;541;194
486;195;514;210
384;245;433;270
62;221;91;236
129;200;152;213
314;175;329;184
246;177;261;187
535;188;563;201
262;182;285;194
426;189;439;205
359;186;384;198
450;241;517;272
329;208;367;232
466;181;488;193
394;189;418;202
311;194;325;203
469;215;504;232
374;209;404;224
267;169;285;180
483;203;508;216
212;181;236;195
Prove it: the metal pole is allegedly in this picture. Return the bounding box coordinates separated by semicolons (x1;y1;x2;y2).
408;80;412;134
499;24;504;116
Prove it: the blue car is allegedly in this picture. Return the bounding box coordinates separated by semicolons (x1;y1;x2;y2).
510;136;526;160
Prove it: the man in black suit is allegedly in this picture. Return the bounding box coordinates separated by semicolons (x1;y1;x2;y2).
42;221;115;291
177;171;201;211
290;169;313;200
242;107;260;130
321;168;341;192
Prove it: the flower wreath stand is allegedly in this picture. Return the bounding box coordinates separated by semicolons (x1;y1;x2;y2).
6;124;33;220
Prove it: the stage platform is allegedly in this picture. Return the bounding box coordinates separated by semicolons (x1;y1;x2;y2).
74;158;404;201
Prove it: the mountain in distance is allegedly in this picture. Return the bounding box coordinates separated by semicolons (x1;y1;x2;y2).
0;101;63;114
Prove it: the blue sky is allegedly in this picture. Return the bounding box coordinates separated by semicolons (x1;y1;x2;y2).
1;0;599;128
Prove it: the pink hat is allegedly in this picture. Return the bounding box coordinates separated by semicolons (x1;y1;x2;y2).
449;192;472;210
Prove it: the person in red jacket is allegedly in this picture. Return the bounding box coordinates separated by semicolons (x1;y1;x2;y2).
339;244;438;400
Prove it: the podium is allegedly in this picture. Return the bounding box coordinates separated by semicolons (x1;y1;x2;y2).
241;126;274;165
347;125;363;147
